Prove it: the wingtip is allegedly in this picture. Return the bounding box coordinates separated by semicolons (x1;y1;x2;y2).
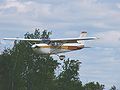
96;37;100;39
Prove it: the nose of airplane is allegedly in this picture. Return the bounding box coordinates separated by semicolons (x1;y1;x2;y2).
31;44;36;48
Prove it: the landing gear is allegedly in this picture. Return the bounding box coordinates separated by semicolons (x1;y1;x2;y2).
59;55;65;60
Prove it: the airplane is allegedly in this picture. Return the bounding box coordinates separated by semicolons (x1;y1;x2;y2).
2;31;97;60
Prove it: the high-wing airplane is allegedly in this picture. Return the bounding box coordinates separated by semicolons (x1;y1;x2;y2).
3;32;97;60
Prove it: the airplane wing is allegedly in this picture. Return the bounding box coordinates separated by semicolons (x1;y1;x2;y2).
3;38;42;41
3;37;97;43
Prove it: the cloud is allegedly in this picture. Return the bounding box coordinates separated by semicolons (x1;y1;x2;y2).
0;0;120;40
0;0;120;32
0;0;31;13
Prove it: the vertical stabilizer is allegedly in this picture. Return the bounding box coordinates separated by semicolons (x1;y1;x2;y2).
80;31;87;38
77;31;87;44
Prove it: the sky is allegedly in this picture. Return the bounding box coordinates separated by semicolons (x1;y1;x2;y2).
0;0;120;89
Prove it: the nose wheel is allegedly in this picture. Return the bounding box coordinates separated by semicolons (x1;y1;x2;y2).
58;55;65;60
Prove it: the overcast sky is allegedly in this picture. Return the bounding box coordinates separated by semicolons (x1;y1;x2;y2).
0;0;120;89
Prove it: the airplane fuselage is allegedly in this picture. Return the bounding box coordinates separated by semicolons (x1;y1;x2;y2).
32;43;84;54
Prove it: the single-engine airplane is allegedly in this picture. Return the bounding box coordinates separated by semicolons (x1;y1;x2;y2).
3;32;97;60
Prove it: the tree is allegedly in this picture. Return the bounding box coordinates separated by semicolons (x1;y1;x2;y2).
84;82;105;90
56;58;83;90
0;49;13;90
0;29;58;90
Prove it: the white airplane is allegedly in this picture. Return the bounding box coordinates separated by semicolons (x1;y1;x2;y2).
3;32;97;60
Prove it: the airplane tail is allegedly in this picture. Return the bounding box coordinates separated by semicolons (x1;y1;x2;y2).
77;31;87;44
80;31;87;37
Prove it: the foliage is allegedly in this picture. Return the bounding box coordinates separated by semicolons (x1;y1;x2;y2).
0;29;58;90
56;59;83;90
84;82;105;90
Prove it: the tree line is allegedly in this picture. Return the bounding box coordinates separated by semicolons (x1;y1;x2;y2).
0;29;117;90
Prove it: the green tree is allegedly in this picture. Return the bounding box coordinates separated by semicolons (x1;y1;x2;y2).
56;58;83;90
0;49;13;90
84;82;105;90
0;29;58;90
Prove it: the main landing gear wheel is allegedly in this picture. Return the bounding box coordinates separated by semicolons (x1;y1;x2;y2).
59;55;65;60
